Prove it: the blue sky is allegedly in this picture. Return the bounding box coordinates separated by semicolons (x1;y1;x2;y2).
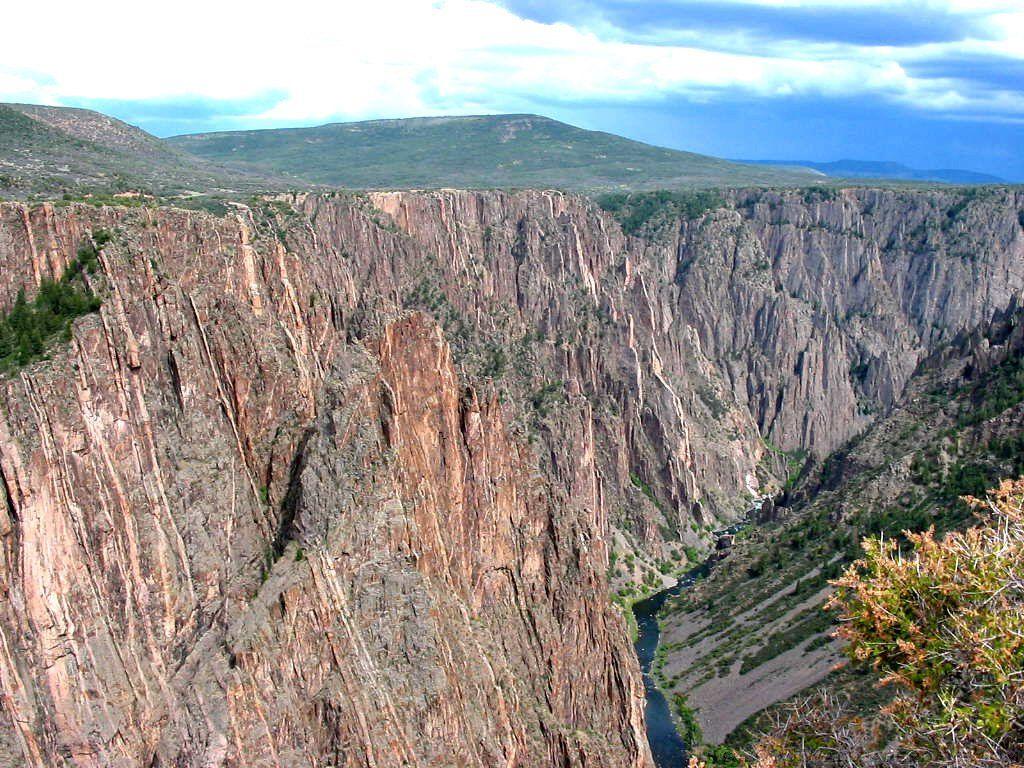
1;0;1022;179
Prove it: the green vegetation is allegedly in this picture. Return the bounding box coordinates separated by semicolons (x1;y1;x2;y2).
597;190;726;235
630;472;668;514
759;438;810;493
671;693;703;746
529;381;564;418
749;480;1024;767
479;344;508;380
55;192;151;208
956;347;1024;428
738;608;833;674
942;186;997;229
169;114;820;192
0;231;108;371
662;330;1024;750
0;103;282;198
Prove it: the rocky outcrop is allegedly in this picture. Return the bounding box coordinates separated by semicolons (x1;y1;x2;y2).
0;201;649;767
679;187;1024;456
0;185;1022;765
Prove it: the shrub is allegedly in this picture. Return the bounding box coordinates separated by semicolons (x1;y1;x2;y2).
597;191;726;236
0;235;105;372
672;693;704;746
743;691;884;768
828;479;1024;766
747;478;1024;767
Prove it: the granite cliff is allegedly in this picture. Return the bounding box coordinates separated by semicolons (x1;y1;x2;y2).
0;199;650;767
1;186;1023;765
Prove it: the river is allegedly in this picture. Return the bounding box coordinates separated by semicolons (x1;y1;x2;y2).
631;519;752;767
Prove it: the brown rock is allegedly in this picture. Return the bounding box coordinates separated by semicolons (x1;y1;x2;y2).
1;184;1022;766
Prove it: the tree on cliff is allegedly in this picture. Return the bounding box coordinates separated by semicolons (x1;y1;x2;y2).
745;479;1024;768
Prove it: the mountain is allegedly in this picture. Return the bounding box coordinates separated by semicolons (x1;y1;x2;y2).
4;103;1004;196
167;113;821;190
746;157;1006;185
0;103;283;197
2;186;1024;766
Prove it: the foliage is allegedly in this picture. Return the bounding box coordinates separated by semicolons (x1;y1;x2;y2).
529;380;564;418
630;472;661;507
738;608;833;674
956;348;1024;429
672;693;704;746
0;234;106;371
743;691;890;768
701;745;742;768
479;344;508;379
598;190;726;236
747;478;1024;767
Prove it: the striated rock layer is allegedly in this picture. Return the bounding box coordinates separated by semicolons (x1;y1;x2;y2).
0;186;1022;766
0;200;649;767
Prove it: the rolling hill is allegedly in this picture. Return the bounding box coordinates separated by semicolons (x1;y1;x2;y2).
167;114;821;191
4;104;1003;198
0;103;283;197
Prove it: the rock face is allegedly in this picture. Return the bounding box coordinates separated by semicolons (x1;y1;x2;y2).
656;298;1024;746
363;187;1024;529
680;188;1024;456
0;186;1022;766
0;201;649;767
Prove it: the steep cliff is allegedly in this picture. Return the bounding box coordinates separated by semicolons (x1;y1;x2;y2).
654;205;1024;747
360;187;1024;554
0;200;649;767
1;185;1023;766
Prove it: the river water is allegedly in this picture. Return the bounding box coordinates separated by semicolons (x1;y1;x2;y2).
631;519;751;767
631;565;704;767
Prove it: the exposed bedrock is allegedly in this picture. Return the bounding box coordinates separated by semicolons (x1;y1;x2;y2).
0;185;1021;765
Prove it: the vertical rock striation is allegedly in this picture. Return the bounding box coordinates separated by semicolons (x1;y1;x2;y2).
0;200;649;767
0;185;1022;766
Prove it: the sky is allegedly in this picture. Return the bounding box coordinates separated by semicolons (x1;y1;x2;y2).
1;0;1022;179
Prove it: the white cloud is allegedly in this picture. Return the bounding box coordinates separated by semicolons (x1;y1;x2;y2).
0;0;1021;131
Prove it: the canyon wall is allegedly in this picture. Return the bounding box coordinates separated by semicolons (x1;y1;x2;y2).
686;188;1024;455
0;186;1022;766
0;201;649;767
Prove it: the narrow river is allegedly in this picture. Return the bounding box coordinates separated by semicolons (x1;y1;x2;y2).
631;519;751;767
631;564;705;767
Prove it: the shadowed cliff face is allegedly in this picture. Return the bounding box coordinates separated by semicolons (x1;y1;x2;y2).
683;188;1024;455
0;186;1022;766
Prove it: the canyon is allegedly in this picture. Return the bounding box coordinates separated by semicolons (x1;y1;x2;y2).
1;186;1023;766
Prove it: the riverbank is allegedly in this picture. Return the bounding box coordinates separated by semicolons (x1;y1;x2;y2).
631;517;755;766
655;508;842;745
633;575;695;767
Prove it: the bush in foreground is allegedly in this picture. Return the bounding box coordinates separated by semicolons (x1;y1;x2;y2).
745;478;1024;768
0;233;106;371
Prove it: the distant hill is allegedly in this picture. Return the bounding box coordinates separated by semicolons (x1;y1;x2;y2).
5;104;1001;198
0;103;283;197
168;114;820;191
744;158;1005;185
